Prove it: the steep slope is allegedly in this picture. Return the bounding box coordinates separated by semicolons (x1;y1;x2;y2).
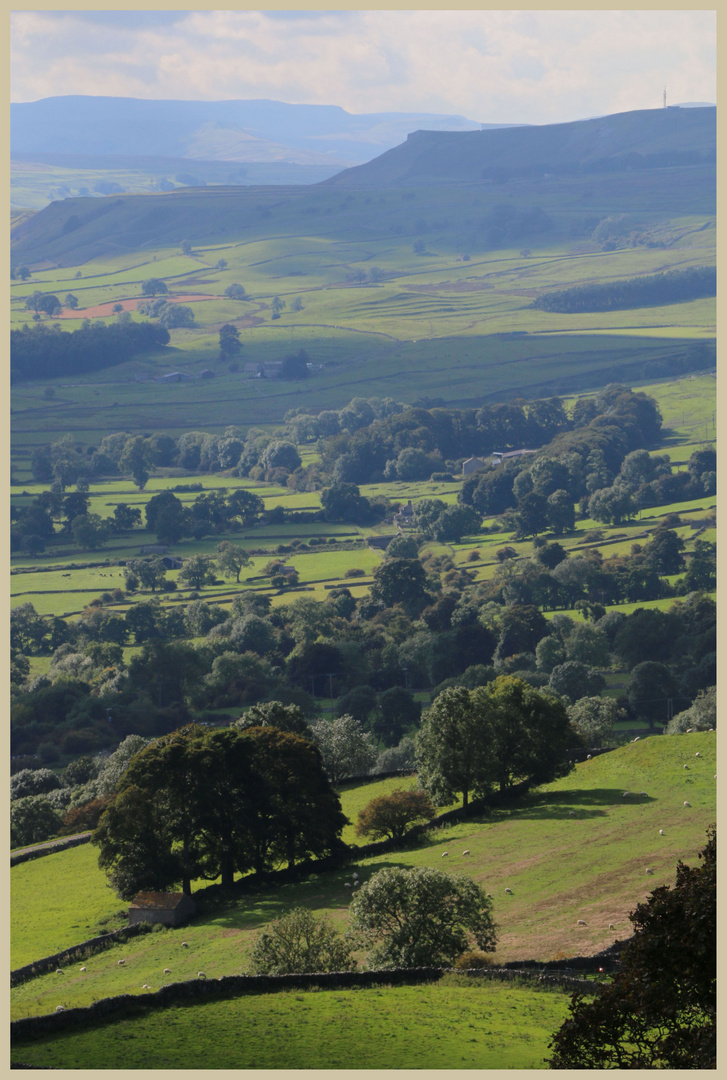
323;107;716;188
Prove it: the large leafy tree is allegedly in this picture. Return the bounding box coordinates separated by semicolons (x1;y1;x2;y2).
355;788;435;841
348;866;496;969
94;724;346;897
415;686;496;809
547;828;716;1069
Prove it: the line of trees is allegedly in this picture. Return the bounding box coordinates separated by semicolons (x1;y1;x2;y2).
11;320;170;383
532;266;715;314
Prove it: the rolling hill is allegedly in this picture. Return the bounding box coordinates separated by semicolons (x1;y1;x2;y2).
11;106;715;267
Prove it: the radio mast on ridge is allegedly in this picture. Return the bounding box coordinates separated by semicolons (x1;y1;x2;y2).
663;86;667;108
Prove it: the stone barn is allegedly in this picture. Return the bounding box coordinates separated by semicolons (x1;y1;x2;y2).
128;892;196;928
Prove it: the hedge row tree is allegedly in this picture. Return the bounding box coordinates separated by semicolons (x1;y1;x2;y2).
416;677;573;808
216;541;251;583
309;713;378;785
94;724;347;897
547;828;716;1069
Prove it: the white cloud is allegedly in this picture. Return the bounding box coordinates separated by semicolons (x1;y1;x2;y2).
10;10;716;123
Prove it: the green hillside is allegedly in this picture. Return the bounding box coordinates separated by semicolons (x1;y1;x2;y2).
12;731;715;1020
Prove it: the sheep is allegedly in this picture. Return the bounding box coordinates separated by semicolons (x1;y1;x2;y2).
344;882;351;888
142;984;150;989
634;737;640;742
55;1006;65;1012
118;959;126;965
198;972;206;979
577;920;587;926
164;968;172;975
352;881;360;888
568;811;575;816
686;728;693;733
695;752;701;758
441;851;449;857
623;791;630;797
609;923;615;930
462;849;471;855
684;801;691;807
56;969;64;975
586;754;592;760
504;887;513;894
181;942;189;948
352;872;359;879
683;764;689;769
640;791;647;796
659;829;664;836
645;868;654;875
79;966;86;972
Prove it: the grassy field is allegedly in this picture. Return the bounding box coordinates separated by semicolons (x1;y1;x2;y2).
10;977;575;1070
11;731;715;1021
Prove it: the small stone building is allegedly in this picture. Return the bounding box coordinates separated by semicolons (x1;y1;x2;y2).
462;456;488;476
128;892;196;928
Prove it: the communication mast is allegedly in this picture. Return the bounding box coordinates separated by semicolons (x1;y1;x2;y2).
663;86;667;109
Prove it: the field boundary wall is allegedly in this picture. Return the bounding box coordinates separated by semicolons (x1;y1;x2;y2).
11;924;152;987
11;834;91;867
11;965;604;1043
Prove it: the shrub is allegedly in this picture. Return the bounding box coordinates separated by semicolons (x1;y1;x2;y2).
248;907;356;975
355;788;436;841
453;950;496;970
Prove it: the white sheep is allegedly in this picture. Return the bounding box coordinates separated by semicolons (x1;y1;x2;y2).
686;728;693;733
352;881;359;888
55;1006;65;1012
645;868;654;875
441;851;449;857
623;791;630;797
640;791;647;796
198;972;206;979
684;764;689;770
634;737;640;742
586;754;592;760
164;968;172;975
56;969;63;975
142;984;150;989
181;942;189;948
609;923;615;930
344;882;351;888
118;959;126;965
504;887;513;894
462;849;471;855
352;872;359;879
79;966;86;972
684;801;691;807
695;752;701;758
659;829;664;836
577;920;587;926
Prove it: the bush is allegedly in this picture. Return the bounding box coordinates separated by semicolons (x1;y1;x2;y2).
60;795;113;835
453;950;496;970
355;788;435;841
11;795;63;848
248;907;356;975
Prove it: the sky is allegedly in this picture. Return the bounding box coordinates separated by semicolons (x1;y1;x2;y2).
10;9;716;124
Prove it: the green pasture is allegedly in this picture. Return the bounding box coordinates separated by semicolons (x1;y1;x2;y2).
10;979;574;1070
11;731;715;1022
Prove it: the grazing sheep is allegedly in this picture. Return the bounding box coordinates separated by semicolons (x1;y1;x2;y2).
686;728;693;733
695;752;701;758
684;801;691;807
659;829;664;836
462;850;471;855
569;811;575;816
55;969;63;975
634;737;640;742
142;984;150;989
352;872;359;879
441;851;449;857
79;966;86;972
504;888;513;894
683;764;689;769
645;868;654;875
586;754;592;760
609;923;615;930
352;881;359;888
577;920;587;926
181;942;189;948
164;969;172;975
118;959;126;965
623;791;630;797
55;1006;65;1012
640;791;647;796
198;972;206;979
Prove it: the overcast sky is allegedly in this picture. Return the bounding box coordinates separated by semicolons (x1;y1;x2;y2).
11;9;716;124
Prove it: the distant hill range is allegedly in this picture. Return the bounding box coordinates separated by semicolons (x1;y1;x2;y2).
11;105;715;266
323;106;716;188
11;95;506;170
